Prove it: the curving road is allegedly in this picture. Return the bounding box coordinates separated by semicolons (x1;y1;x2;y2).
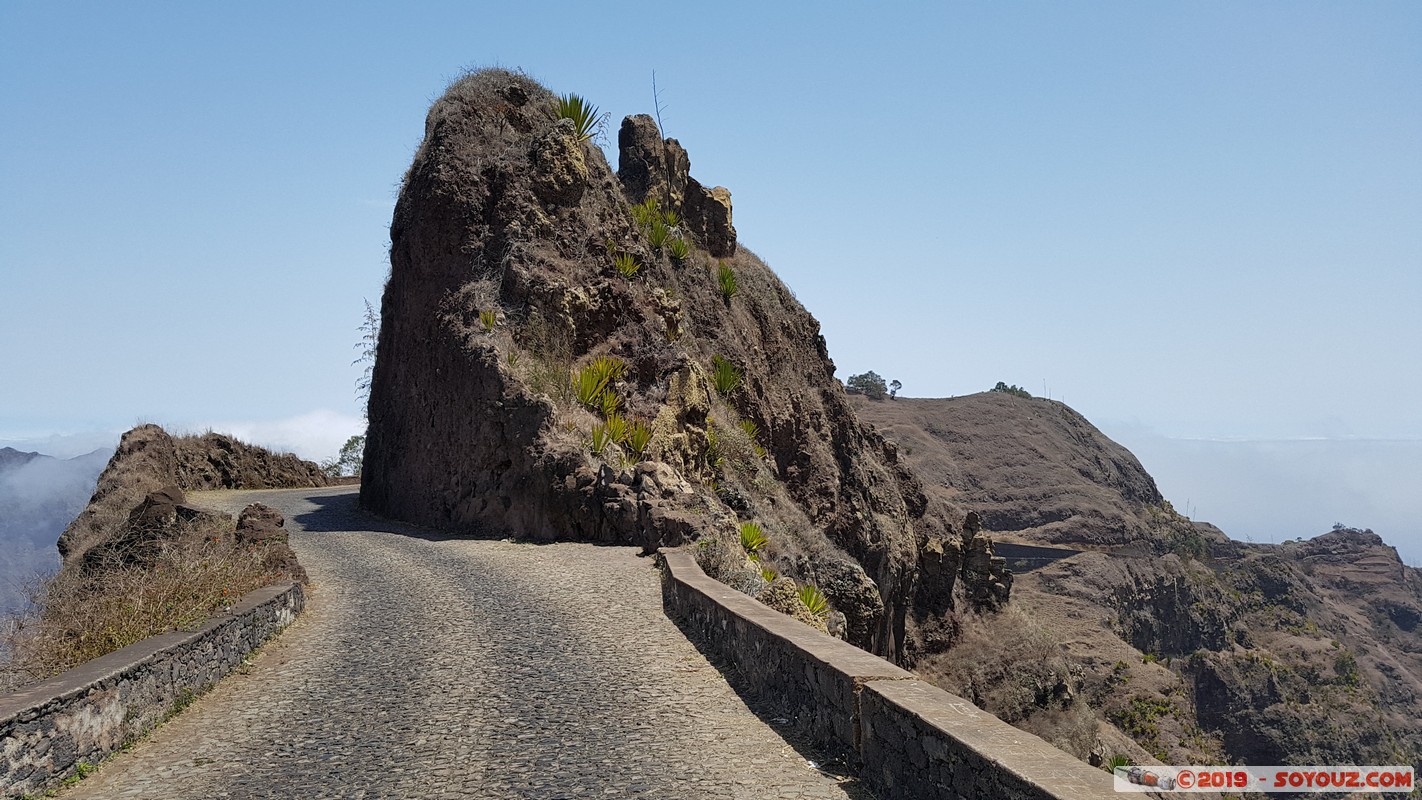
59;486;863;799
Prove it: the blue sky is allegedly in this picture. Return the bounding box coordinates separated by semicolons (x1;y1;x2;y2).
2;3;1418;553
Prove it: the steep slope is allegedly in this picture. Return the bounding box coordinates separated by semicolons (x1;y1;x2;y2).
361;69;1008;657
853;393;1422;769
852;393;1173;546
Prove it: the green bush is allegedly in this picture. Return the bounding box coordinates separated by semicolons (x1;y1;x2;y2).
847;371;887;400
990;381;1033;399
711;355;742;395
479;309;497;332
631;197;661;228
739;419;766;458
716;261;737;301
555;93;601;142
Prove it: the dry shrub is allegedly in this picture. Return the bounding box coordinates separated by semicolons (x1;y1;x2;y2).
1;518;278;690
517;310;575;406
926;604;1096;756
1018;703;1101;760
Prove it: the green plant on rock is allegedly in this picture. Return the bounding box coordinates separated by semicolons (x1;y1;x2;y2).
614;253;642;278
705;422;724;471
603;413;629;444
648;219;670;253
631;197;661;228
662;208;680;228
739;521;769;554
573;356;627;412
599;390;622;417
555;93;601;142
626;419;653;458
760;565;778;583
479;309;497;332
716;261;737;301
711;355;742;395
590;423;611;455
797;584;830;617
667;236;690;264
738;419;767;458
1105;755;1131;773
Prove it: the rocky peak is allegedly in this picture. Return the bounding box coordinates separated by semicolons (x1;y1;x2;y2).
617;114;736;258
362;69;954;657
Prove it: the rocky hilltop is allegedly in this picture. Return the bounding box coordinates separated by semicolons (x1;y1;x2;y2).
854;393;1422;770
361;69;1012;658
59;424;327;565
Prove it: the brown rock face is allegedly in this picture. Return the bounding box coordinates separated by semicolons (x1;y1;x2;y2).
59;424;323;573
852;393;1165;546
361;69;933;656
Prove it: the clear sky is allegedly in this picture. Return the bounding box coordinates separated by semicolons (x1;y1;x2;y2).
2;3;1418;552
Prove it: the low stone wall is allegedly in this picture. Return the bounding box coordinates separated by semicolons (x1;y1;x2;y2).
0;582;304;797
660;550;1115;800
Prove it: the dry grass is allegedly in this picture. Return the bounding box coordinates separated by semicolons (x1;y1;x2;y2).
1;518;278;692
922;604;1099;758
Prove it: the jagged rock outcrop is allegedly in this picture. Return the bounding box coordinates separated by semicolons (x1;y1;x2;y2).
361;68;946;655
60;424;326;564
617;114;737;257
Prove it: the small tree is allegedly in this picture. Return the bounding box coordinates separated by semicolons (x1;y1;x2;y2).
322;435;365;478
990;381;1032;399
847;371;888;400
889;379;902;399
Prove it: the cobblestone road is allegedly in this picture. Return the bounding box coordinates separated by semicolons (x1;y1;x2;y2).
60;486;865;799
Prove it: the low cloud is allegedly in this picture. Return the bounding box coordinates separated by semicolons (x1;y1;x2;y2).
193;410;365;464
0;448;111;616
1105;426;1422;565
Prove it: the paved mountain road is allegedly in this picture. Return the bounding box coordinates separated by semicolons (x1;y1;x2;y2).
60;486;862;799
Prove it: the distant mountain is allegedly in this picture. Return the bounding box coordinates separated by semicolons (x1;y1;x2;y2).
853;393;1422;771
0;447;112;616
0;447;46;475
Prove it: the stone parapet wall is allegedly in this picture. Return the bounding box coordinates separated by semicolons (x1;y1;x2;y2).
0;583;303;797
660;549;1114;800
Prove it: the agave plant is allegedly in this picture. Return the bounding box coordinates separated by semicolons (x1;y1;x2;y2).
662;208;681;228
590;423;611;455
666;236;690;264
647;220;670;253
555;93;601;142
479;309;497;332
631;197;661;228
797;584;830;617
759;565;778;583
716;261;737;301
739;521;769;554
599;389;621;417
711;355;742;395
573;367;605;409
614;253;642;278
603;413;629;444
626;419;653;458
